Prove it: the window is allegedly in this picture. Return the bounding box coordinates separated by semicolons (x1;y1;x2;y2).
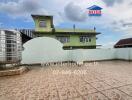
56;36;70;43
6;40;16;43
39;20;46;27
89;38;91;42
5;31;15;35
80;36;91;43
7;57;12;61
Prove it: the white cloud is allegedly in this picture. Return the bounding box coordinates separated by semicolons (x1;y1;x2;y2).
100;41;116;48
64;2;87;22
99;0;132;38
102;0;124;7
0;0;48;20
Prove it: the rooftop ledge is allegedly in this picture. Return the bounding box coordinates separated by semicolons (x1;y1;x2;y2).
55;28;96;33
34;28;101;35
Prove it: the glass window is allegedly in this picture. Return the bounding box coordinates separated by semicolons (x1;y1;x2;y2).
80;36;91;43
6;40;16;44
80;37;83;42
7;57;12;61
5;31;15;35
89;38;91;42
56;36;70;43
39;20;46;27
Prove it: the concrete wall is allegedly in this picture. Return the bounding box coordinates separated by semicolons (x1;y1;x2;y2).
71;49;116;62
115;48;132;60
72;48;132;62
21;37;132;64
22;37;69;64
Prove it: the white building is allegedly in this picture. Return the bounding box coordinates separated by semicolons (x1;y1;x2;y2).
0;30;22;64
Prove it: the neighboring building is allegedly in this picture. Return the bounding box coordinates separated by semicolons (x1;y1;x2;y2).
16;29;34;44
18;29;34;38
31;15;101;50
0;30;22;64
114;38;132;48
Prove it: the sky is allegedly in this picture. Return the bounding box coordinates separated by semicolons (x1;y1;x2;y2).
0;0;132;48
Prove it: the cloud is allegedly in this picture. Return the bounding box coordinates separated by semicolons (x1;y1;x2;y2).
0;0;48;18
100;0;132;38
122;22;132;27
129;2;132;5
97;41;114;49
100;41;116;48
64;2;87;22
102;0;124;7
0;0;66;25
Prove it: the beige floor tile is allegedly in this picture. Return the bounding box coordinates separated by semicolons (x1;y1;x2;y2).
0;61;132;100
103;78;125;87
90;81;112;91
83;92;109;100
118;85;132;97
68;96;83;100
102;89;132;100
75;84;97;95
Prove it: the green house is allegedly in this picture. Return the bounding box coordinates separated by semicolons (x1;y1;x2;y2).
31;15;101;50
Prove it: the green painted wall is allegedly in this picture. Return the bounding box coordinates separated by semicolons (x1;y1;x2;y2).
64;35;96;47
35;33;96;47
33;17;52;32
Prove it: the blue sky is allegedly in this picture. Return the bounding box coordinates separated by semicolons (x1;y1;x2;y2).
0;0;132;48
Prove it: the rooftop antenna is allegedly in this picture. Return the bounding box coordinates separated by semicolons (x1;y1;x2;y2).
73;24;75;33
94;27;96;31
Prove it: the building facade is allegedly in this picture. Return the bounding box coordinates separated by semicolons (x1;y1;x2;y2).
32;15;100;49
0;30;22;64
16;29;34;44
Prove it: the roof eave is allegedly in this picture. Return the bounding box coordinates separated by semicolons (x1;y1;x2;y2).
31;14;53;19
34;31;101;35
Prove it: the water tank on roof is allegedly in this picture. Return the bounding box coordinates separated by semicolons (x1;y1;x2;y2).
0;30;22;64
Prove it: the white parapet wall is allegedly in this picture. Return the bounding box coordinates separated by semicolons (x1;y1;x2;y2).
71;49;116;62
21;37;132;64
115;48;132;60
22;37;69;64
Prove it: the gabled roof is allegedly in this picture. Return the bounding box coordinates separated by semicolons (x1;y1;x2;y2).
114;38;132;48
87;5;102;10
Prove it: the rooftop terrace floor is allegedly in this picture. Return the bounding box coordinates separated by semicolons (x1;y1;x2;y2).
0;61;132;100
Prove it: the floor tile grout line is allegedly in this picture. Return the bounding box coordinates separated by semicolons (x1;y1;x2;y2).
80;76;110;100
116;87;132;98
53;76;61;100
90;76;132;92
66;75;85;99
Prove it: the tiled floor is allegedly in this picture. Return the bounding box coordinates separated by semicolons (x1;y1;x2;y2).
0;61;132;100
